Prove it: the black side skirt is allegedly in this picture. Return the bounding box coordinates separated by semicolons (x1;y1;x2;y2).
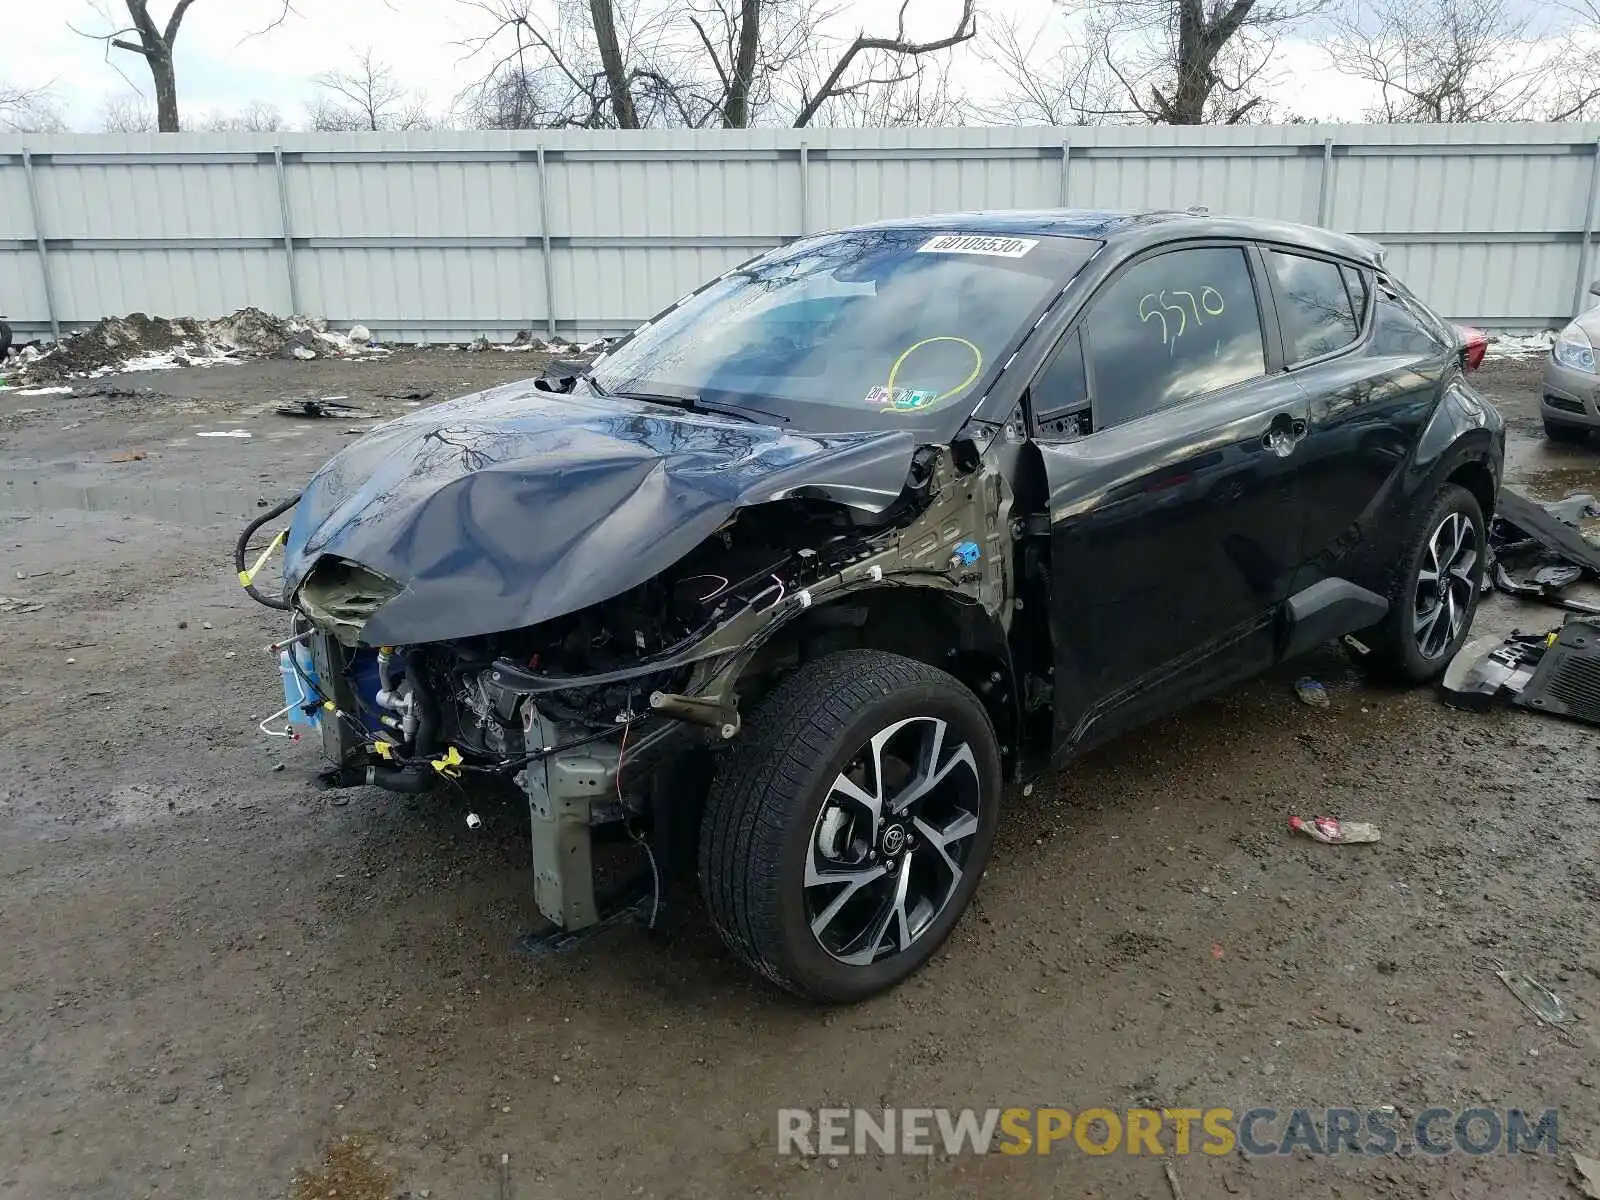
1282;577;1389;660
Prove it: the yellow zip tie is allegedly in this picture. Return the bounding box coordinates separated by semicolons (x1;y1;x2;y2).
431;746;464;778
239;530;287;588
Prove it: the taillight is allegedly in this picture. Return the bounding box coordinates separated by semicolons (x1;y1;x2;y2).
1455;324;1488;371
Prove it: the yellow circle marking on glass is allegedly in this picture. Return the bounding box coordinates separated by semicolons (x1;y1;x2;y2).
884;336;984;409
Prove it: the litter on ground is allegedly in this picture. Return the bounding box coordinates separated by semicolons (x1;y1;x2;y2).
1495;970;1572;1027
1293;677;1329;707
1289;815;1381;844
276;398;369;420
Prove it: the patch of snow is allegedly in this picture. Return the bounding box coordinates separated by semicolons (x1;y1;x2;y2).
16;385;73;396
1486;331;1555;360
95;344;240;376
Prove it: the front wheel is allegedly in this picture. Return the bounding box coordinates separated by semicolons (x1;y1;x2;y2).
699;650;1001;1003
1365;483;1486;683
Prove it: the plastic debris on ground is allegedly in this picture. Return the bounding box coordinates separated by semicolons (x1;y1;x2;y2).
1515;618;1600;726
275;397;369;420
1293;677;1329;707
196;430;252;439
1491;489;1600;611
1289;815;1381;844
1440;630;1554;710
1495;970;1572;1027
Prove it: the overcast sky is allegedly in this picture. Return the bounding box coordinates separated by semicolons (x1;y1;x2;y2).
3;0;1580;129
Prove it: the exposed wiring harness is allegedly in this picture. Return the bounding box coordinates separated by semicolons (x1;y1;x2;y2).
236;493;301;611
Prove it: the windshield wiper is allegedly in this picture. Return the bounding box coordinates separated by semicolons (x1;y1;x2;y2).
612;391;789;425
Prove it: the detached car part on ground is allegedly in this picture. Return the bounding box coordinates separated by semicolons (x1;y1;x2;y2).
242;210;1504;1003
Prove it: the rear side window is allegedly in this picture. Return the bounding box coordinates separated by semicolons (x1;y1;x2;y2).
1342;265;1370;327
1372;275;1452;357
1084;246;1266;429
1268;250;1360;363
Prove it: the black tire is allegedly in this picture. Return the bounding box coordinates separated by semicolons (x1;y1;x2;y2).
1365;483;1486;683
699;650;1001;1003
1544;417;1590;445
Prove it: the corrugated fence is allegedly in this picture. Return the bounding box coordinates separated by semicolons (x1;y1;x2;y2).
2;123;1598;342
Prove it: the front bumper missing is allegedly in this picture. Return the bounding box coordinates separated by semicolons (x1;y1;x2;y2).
520;702;611;928
516;704;695;930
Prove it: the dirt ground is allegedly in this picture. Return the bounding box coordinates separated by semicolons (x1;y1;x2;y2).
2;348;1598;1200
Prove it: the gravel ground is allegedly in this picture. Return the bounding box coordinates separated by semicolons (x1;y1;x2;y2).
2;349;1598;1200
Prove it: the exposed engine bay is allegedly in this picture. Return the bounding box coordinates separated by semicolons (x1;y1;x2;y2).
251;428;1019;933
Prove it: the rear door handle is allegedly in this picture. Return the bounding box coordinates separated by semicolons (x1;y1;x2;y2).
1262;414;1308;458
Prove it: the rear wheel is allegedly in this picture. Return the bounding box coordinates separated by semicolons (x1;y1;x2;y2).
1365;484;1485;683
1544;417;1590;445
699;650;1001;1003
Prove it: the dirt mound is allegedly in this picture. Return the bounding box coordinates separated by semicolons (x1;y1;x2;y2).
22;314;204;384
10;308;386;386
208;307;297;356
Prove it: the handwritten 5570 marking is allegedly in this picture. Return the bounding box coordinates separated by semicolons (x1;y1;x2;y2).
1137;286;1226;346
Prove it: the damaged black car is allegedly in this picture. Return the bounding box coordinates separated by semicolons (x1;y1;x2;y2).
242;210;1504;1002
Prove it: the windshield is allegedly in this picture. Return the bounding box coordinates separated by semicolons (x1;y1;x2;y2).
590;228;1100;434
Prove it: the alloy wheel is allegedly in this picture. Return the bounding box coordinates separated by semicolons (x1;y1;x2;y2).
804;716;983;966
1413;510;1478;660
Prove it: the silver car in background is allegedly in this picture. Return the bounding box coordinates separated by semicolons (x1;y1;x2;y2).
1544;281;1600;443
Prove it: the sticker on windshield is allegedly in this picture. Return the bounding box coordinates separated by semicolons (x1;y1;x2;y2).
865;386;941;412
917;233;1038;258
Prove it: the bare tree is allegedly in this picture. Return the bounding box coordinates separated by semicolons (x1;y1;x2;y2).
787;0;977;126
98;95;159;133
1328;0;1600;122
797;55;971;126
0;82;68;133
458;0;978;129
310;50;435;131
979;10;1124;125
201;100;287;132
985;0;1326;126
72;1;200;132
460;0;683;129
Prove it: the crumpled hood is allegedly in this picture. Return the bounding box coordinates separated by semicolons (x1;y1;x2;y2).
283;380;918;645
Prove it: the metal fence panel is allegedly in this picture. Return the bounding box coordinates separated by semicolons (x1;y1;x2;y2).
2;124;1598;342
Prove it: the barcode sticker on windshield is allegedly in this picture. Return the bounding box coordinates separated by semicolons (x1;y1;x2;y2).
917;234;1038;258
